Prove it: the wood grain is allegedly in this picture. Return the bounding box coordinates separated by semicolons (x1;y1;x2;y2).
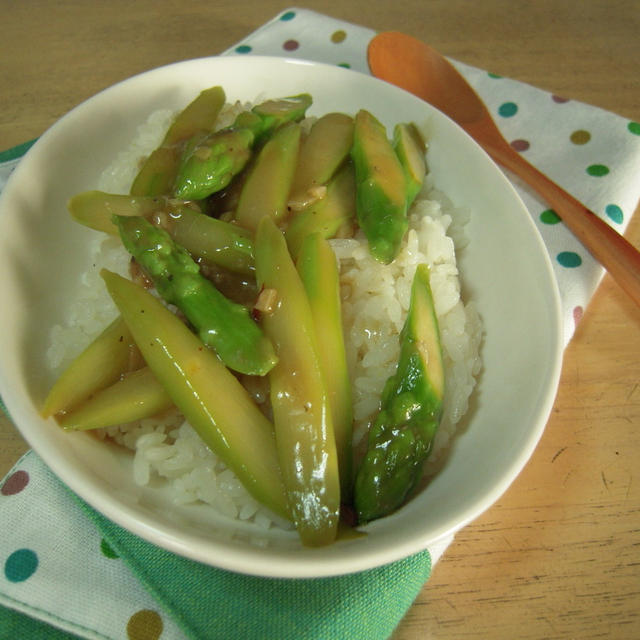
1;2;639;638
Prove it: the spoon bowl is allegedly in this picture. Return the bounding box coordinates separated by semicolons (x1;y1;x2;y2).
368;31;640;307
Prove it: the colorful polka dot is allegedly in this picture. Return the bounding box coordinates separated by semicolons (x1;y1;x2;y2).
127;609;164;640
511;139;529;152
283;39;299;52
605;204;624;224
628;121;640;135
570;130;591;145
573;306;584;326
5;548;38;582
488;72;502;79
498;102;518;117
280;10;296;21
552;95;569;104
540;209;561;225
557;251;582;268
101;538;120;559
331;30;346;44
235;45;251;54
586;164;609;177
338;62;351;68
1;469;29;495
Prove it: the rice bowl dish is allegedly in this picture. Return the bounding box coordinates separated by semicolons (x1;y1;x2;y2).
0;57;562;577
45;100;481;540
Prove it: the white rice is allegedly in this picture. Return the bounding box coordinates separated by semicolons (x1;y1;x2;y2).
331;185;482;468
46;105;482;533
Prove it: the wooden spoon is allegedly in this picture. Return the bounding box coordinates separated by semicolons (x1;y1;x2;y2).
368;31;640;307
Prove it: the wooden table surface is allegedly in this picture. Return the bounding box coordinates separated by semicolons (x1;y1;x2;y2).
2;1;639;638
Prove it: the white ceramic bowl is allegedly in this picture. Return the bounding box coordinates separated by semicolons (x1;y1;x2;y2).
0;56;563;577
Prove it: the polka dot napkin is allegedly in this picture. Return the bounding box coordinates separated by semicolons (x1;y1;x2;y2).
1;6;639;640
0;453;185;640
0;452;448;639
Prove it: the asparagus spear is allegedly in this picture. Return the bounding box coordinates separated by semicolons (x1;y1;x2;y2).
172;93;312;201
354;264;445;523
58;367;173;431
68;191;255;276
114;215;276;376
130;146;182;198
41;316;135;418
254;217;341;546
166;206;254;277
68;191;171;235
172;127;254;200
237;93;312;145
351;109;409;264
234;122;302;231
285;162;356;260
161;86;226;147
101;269;290;520
288;112;354;209
297;232;354;502
393;122;427;207
130;86;226;197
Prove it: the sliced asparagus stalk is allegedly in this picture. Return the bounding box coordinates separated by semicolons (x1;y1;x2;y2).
41;316;135;418
351;109;409;264
354;264;445;523
101;269;290;520
297;232;354;502
234;122;302;231
254;217;340;546
115;215;276;376
58;367;173;431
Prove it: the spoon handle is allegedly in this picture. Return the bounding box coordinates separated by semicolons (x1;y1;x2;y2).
485;141;640;307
